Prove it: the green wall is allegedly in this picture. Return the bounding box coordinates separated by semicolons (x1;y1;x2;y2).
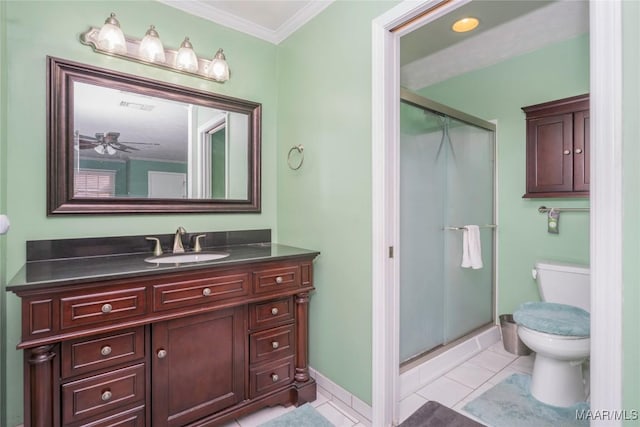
276;0;396;405
418;34;591;314
2;2;278;425
622;0;640;421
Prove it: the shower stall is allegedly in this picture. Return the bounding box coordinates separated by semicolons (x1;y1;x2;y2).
400;89;496;365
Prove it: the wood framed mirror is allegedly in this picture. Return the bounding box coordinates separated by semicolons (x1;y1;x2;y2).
47;56;261;214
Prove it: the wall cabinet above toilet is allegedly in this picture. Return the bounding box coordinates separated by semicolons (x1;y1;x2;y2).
522;94;590;198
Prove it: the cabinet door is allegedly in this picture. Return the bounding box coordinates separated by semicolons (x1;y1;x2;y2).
573;110;590;192
152;307;245;427
526;113;574;194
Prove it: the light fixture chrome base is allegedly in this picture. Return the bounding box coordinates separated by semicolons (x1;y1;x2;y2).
80;27;228;83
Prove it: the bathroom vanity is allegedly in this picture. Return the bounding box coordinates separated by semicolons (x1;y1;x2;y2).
8;231;319;427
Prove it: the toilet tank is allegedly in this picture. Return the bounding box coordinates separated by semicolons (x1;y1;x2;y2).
533;261;590;312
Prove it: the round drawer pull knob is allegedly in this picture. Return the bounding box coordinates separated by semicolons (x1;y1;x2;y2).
275;276;284;284
100;346;112;356
271;307;279;316
101;304;113;314
202;287;212;296
101;390;113;401
272;341;280;349
563;149;572;155
157;349;167;359
575;148;583;154
271;374;279;382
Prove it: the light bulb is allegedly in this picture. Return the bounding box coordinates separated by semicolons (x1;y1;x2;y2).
175;37;199;73
208;48;229;82
106;145;117;155
94;144;106;155
97;13;126;54
139;25;166;63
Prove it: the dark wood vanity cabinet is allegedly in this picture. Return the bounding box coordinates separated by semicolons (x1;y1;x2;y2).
522;94;590;198
13;256;317;427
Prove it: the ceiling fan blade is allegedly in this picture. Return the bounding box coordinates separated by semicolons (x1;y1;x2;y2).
113;143;140;151
79;134;98;141
117;140;161;146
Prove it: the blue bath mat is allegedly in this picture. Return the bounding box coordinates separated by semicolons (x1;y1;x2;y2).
258;404;333;427
463;374;589;427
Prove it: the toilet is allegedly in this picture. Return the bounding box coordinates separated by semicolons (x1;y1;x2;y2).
513;261;590;407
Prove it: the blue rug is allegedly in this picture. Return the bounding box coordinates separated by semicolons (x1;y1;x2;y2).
463;374;589;427
258;404;334;427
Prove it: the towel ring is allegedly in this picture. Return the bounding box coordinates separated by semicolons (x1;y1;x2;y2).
287;144;304;170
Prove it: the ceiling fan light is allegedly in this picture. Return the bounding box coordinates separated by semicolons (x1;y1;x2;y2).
139;25;166;63
175;37;199;73
97;13;127;54
106;145;117;155
208;48;229;82
94;144;106;155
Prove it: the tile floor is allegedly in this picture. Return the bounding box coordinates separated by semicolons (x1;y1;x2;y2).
220;341;534;426
220;386;367;427
398;341;535;425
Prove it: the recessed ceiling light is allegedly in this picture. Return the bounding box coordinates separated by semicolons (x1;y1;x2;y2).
452;17;479;33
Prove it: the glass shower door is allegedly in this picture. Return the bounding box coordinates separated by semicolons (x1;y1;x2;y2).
399;98;495;364
442;118;494;343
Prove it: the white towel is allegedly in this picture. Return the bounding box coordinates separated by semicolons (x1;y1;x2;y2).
461;225;483;269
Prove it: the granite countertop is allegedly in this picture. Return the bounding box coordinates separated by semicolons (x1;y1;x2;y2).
7;243;320;291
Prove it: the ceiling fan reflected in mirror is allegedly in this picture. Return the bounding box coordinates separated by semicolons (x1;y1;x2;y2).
76;131;160;155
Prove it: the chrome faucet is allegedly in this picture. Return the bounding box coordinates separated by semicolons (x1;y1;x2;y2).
173;226;186;253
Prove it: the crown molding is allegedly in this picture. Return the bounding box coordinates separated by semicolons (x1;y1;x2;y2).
156;0;334;45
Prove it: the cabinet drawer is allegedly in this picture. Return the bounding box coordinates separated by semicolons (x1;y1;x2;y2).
73;405;145;427
249;356;295;398
152;273;249;312
62;327;145;379
250;324;295;364
253;265;300;294
61;288;146;330
249;298;294;330
62;364;145;424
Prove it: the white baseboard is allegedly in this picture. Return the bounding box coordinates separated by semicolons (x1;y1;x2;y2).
309;366;373;426
399;326;501;400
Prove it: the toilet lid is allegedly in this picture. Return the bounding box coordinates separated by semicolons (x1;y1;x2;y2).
513;302;590;337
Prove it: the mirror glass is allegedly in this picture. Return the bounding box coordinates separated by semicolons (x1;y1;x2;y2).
48;57;261;214
73;83;249;200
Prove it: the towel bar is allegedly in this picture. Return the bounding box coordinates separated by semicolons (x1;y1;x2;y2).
444;224;497;230
538;206;590;213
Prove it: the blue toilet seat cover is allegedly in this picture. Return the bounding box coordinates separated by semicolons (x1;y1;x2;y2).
513;302;590;337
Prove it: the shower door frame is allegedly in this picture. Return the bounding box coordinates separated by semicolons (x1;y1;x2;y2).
399;88;497;363
372;1;623;426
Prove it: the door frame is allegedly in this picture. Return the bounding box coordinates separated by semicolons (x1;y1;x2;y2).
371;1;623;426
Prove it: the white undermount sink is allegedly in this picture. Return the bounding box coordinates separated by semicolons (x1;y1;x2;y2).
145;252;229;264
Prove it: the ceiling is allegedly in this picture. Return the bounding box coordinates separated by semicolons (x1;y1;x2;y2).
401;0;589;89
156;0;333;44
158;1;589;89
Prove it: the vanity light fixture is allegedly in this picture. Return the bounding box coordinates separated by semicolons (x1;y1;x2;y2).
96;13;127;54
80;12;230;83
138;25;166;63
452;17;480;33
175;37;199;73
208;49;230;81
